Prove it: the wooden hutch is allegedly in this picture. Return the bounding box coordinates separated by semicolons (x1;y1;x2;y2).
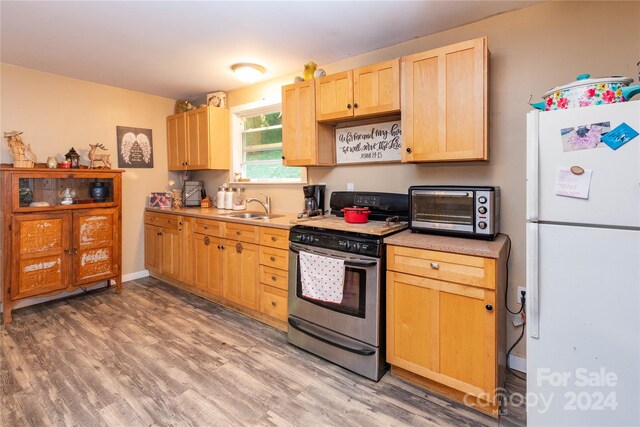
1;168;124;324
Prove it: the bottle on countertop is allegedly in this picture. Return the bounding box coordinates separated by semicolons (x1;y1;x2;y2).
232;187;246;211
216;186;226;209
224;187;234;210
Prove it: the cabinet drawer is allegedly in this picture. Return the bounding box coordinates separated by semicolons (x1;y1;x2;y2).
193;218;220;236
221;222;259;243
259;227;289;250
259;246;289;270
260;265;289;291
387;245;495;289
145;212;180;229
260;284;288;322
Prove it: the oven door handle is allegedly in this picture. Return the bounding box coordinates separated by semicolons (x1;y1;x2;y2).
288;317;376;356
290;247;377;268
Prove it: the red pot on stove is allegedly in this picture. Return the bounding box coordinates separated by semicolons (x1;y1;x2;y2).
341;207;371;223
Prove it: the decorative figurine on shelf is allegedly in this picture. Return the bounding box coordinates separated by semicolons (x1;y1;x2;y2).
175;99;196;114
303;61;317;81
59;187;77;205
88;143;111;168
65;147;80;169
4;131;37;168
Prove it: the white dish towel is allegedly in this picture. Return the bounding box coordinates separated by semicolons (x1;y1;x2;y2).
299;251;345;303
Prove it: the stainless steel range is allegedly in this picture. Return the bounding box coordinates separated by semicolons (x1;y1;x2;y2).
287;192;408;381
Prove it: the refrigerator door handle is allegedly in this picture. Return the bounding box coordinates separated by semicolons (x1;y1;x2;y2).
527;222;540;338
526;111;539;221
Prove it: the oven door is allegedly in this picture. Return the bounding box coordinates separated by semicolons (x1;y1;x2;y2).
410;189;475;233
288;242;381;346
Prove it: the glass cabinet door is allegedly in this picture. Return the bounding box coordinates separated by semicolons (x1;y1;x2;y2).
12;172;118;211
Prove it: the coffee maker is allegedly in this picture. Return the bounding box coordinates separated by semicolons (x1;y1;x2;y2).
300;185;325;218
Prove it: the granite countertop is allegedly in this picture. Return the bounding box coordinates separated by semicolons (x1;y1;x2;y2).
384;230;509;259
145;207;299;230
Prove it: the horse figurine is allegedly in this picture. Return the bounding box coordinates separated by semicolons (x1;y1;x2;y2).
88;143;111;168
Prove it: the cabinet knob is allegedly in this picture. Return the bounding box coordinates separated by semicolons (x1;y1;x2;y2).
347;103;352;109
485;304;493;311
64;249;71;255
271;301;277;307
281;156;285;160
204;236;210;246
353;102;359;109
185;161;189;166
236;242;243;254
179;221;183;225
204;225;208;229
430;262;439;270
270;256;276;262
236;231;241;236
271;275;277;281
406;147;412;153
157;232;163;236
271;236;277;241
73;248;78;255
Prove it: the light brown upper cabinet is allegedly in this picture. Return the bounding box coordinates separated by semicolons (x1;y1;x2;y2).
315;59;400;122
166;106;230;171
402;37;488;162
281;80;335;166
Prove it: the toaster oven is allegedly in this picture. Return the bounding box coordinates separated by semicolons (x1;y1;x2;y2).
409;186;500;240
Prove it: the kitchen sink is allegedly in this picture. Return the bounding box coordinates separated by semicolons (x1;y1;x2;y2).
223;212;284;220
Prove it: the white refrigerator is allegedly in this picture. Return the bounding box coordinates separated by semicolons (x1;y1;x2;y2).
526;101;640;426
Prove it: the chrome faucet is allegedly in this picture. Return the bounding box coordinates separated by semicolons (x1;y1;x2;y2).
246;193;271;213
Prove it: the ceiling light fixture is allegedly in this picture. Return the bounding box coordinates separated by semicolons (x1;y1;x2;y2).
231;63;266;83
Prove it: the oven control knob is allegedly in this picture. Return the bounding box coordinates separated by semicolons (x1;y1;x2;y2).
478;206;487;214
478;221;487;229
478;196;487;204
352;243;361;252
344;241;351;250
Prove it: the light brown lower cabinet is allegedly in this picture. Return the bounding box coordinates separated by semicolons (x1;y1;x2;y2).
144;211;289;330
386;245;505;417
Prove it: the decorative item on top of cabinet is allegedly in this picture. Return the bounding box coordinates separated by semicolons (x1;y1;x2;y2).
5;131;36;168
88;143;111;169
281;79;335;166
1;168;124;324
402;37;488;162
166;106;230;171
65;147;81;169
316;58;400;122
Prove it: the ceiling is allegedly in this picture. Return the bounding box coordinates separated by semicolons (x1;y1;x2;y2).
1;1;538;100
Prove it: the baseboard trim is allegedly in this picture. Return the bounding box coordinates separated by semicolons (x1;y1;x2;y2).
508;354;526;373
122;270;149;282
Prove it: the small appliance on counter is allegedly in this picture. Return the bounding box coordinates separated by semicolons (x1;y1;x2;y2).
408;185;500;240
298;184;325;218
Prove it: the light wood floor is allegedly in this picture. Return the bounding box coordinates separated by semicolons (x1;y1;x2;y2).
1;277;526;426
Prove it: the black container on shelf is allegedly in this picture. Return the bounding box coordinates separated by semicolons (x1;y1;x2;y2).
90;182;107;202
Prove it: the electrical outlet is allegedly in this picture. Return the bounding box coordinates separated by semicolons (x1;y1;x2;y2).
512;314;524;327
517;286;526;305
347;183;354;191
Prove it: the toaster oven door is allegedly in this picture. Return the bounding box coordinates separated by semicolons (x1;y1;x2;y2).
410;190;475;232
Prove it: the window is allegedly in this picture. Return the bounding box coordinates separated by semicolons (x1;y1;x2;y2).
231;102;305;183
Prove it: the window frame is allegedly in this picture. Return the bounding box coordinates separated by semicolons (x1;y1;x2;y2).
230;99;307;185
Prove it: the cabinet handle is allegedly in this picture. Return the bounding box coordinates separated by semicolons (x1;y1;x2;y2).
406;147;412;153
236;242;243;254
485;304;493;312
271;301;277;307
271;275;277;281
64;249;71;255
430;262;439;270
204;236;210;246
347;103;352;109
73;248;78;255
271;236;277;241
353;102;359;109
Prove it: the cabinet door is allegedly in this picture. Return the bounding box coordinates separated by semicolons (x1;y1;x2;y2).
387;271;439;373
191;233;223;297
282;80;318;166
207;106;231;170
144;223;162;272
167;113;187;170
161;226;182;281
73;208;119;285
186;107;209;169
353;59;400;117
221;239;259;310
439;287;496;397
316;71;354;121
11;213;71;300
402;37;487;162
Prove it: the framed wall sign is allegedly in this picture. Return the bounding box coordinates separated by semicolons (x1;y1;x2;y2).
117;126;154;168
335;121;402;164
